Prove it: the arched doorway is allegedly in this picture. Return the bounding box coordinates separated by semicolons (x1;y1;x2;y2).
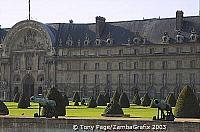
22;75;34;97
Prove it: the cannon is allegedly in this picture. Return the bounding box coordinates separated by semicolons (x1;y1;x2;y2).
30;96;57;118
153;99;175;121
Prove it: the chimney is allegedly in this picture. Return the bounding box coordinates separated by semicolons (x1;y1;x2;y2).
96;16;106;38
176;10;184;30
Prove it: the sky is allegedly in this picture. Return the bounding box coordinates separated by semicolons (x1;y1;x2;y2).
0;0;199;28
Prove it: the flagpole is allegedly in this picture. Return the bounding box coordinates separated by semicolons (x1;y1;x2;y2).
29;0;30;20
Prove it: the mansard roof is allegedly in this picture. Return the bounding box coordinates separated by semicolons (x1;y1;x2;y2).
1;14;200;47
46;15;200;48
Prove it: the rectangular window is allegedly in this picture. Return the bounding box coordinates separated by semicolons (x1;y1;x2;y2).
119;62;123;70
190;47;196;53
149;74;154;85
119;49;123;56
134;49;138;55
38;56;44;70
163;48;168;54
176;47;182;53
176;60;182;69
133;74;138;85
107;50;112;56
133;62;138;69
67;63;71;70
162;73;167;86
162;61;168;69
106;74;112;84
83;75;87;84
107;62;112;70
149;48;154;54
95;63;100;70
83;51;89;56
176;73;182;85
95;74;100;84
14;56;20;70
190;60;196;68
26;55;32;70
119;74;123;85
83;63;87;70
149;61;154;69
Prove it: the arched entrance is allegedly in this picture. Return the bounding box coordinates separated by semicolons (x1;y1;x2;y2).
22;75;34;97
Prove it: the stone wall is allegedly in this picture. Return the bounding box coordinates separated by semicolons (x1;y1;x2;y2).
0;117;199;132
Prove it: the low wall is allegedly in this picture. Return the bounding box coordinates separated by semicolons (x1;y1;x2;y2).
0;117;199;132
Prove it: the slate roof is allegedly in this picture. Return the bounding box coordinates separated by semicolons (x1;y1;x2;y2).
1;15;200;47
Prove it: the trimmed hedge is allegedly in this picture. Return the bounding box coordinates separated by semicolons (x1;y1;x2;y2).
72;92;81;102
81;99;86;106
104;93;110;103
132;93;141;105
63;95;69;106
43;87;66;116
141;93;151;106
96;94;107;106
87;97;97;108
104;100;124;115
0;101;9;115
111;91;120;103
18;94;30;108
174;85;200;118
119;92;130;108
74;100;79;106
165;93;176;107
150;98;157;108
13;92;20;103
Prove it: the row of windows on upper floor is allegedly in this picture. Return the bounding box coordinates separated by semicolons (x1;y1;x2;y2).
59;46;199;57
59;60;197;71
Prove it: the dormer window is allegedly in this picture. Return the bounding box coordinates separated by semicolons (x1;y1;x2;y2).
162;32;170;43
84;33;90;46
95;39;101;46
66;34;73;46
106;32;113;45
190;29;198;42
176;31;184;43
133;37;141;44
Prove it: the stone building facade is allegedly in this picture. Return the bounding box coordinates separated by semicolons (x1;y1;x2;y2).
0;11;200;101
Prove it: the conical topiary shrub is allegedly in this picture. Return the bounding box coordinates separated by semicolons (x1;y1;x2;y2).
13;92;20;103
72;92;81;102
174;85;200;118
104;100;124;115
18;94;30;108
104;93;110;103
63;95;69;106
150;98;157;108
132;93;141;105
111;91;120;102
119;92;130;108
74;100;79;106
96;94;107;106
165;93;176;107
42;87;66;116
87;97;97;108
141;93;151;106
81;99;86;105
0;101;9;115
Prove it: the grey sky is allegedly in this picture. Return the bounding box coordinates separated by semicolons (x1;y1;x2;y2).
0;0;198;28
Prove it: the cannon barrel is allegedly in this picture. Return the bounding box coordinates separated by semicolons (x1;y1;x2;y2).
30;96;56;107
154;99;171;111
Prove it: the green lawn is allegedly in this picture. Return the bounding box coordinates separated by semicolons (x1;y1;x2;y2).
5;102;159;119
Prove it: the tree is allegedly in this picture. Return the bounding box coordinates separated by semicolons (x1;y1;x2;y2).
104;93;110;103
141;93;151;106
87;97;97;108
104;100;124;115
132;93;141;105
72;92;81;102
13;92;20;103
0;101;9;115
111;91;120;103
119;92;130;108
81;99;86;105
63;95;69;106
150;98;157;108
18;94;30;108
174;85;200;118
74;100;79;106
96;94;107;106
165;93;176;107
43;87;66;116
